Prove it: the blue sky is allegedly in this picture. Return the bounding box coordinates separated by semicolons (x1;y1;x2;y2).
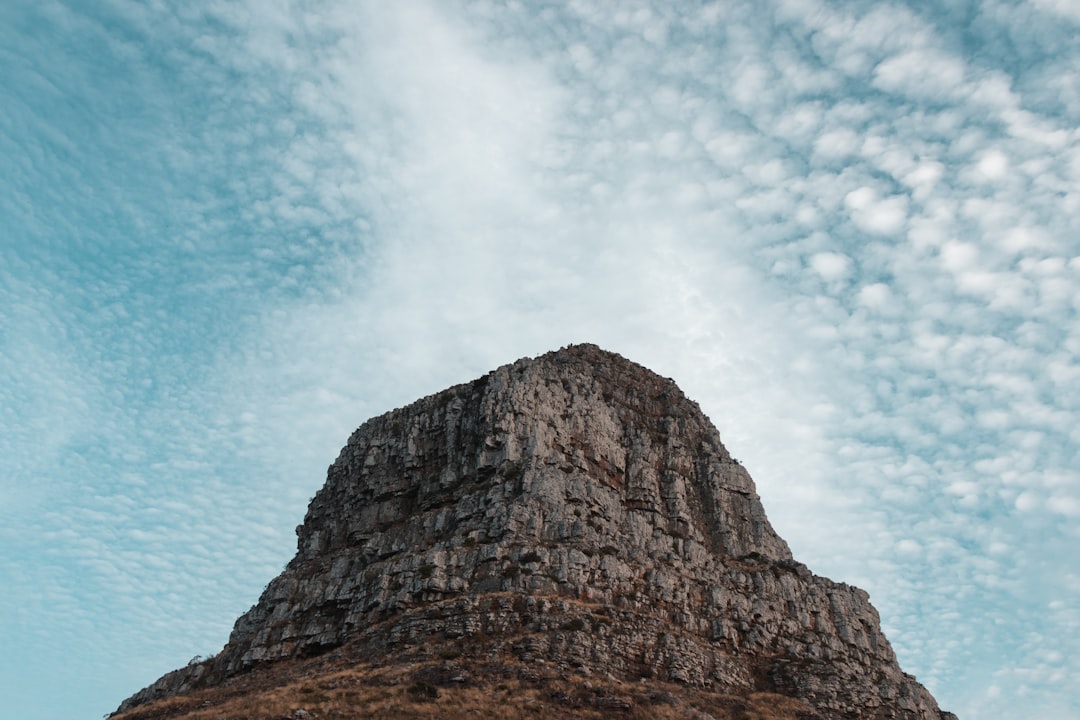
2;1;1078;718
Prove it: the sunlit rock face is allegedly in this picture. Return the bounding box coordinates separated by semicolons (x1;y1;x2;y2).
117;344;954;720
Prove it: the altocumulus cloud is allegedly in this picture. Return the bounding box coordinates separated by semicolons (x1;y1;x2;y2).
1;1;1078;718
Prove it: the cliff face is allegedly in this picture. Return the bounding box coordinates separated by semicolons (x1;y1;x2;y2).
117;345;953;719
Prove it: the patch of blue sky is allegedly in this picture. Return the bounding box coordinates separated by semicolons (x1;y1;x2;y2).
1;3;354;715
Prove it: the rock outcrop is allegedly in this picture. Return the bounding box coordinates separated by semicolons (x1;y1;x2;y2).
117;344;954;719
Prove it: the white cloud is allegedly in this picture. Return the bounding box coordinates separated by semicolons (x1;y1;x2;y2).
902;160;945;197
874;48;967;100
939;241;980;272
975;149;1010;182
1031;0;1080;23
814;127;860;160
857;282;894;311
809;251;853;281
845;187;909;235
1047;495;1080;517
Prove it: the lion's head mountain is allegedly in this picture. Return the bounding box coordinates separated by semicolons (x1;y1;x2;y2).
114;344;954;719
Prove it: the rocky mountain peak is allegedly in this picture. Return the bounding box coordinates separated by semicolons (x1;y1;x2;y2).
115;344;954;719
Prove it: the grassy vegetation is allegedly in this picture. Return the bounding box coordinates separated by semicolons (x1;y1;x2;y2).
111;654;818;720
110;594;820;720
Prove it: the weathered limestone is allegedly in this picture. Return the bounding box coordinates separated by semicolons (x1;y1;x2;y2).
117;345;953;719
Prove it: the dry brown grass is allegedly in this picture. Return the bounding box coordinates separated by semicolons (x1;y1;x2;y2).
111;653;818;720
111;595;822;720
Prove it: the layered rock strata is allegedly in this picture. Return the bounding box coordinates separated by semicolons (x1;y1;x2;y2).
118;344;953;719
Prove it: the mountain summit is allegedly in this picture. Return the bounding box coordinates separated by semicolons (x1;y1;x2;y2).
115;344;954;719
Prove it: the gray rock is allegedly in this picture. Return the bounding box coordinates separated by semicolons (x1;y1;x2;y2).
116;345;953;719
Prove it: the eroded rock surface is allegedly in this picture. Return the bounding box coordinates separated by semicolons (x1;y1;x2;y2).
117;344;953;719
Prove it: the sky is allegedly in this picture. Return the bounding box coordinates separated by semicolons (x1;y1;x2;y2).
1;0;1078;718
